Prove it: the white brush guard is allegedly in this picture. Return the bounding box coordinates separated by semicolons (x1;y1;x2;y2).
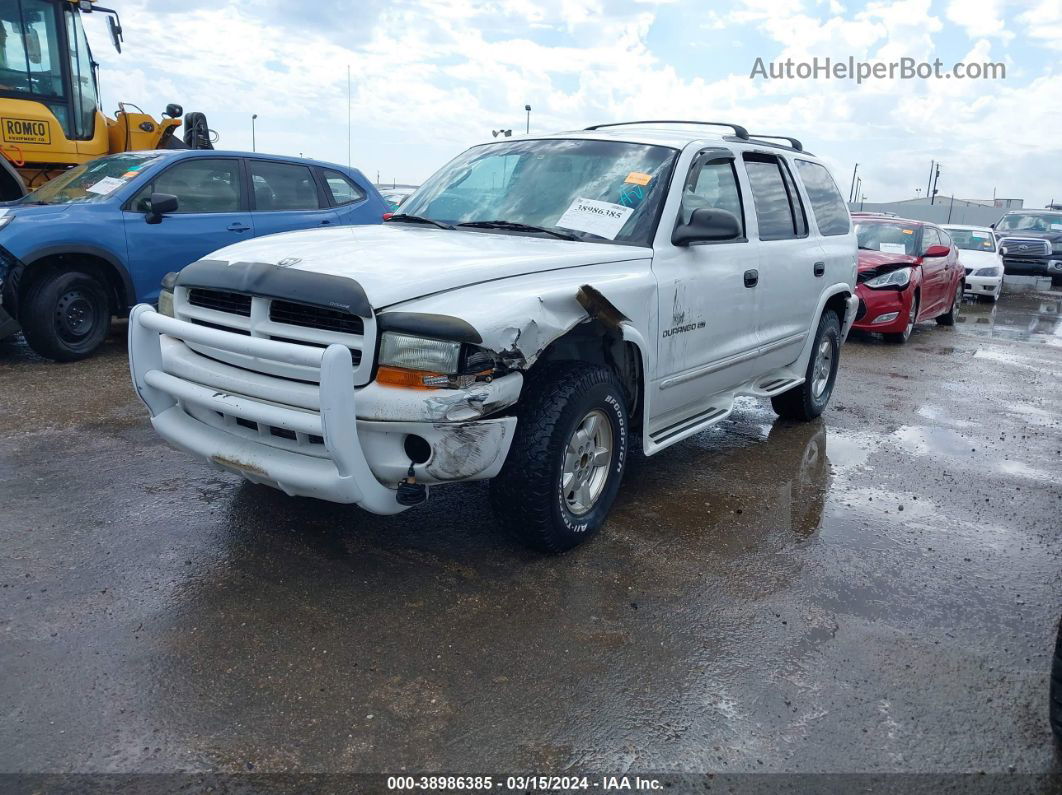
128;304;409;514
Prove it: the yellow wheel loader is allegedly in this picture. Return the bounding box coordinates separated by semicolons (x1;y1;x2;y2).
0;0;213;201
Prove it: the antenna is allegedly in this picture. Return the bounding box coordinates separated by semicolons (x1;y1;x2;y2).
346;65;351;169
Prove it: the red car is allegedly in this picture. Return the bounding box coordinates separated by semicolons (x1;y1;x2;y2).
851;214;965;343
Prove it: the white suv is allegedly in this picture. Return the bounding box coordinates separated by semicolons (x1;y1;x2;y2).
129;121;858;552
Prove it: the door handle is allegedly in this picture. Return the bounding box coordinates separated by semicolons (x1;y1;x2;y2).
744;269;759;288
813;261;825;277
227;222;251;232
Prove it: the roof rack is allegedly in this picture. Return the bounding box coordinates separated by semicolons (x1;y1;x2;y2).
748;134;803;152
584;120;750;140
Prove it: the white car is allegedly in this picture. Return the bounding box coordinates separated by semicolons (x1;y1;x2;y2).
129;120;858;552
943;224;1003;302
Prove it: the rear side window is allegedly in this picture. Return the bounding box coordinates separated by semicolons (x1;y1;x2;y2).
795;160;851;236
322;169;367;206
742;154;806;240
680;156;744;236
249;161;321;211
922;227;940;252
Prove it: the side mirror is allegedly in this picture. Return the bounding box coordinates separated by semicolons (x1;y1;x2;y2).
922;244;950;258
108;15;124;54
1000;246;1009;256
145;193;179;224
672;207;742;247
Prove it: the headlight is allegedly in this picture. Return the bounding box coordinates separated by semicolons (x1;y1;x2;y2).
377;332;499;389
379;332;461;373
864;267;912;289
158;272;178;317
974;266;1002;277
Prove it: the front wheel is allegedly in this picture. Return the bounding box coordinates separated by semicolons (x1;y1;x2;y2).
771;310;841;422
490;363;629;552
20;269;112;361
884;295;918;344
936;280;963;326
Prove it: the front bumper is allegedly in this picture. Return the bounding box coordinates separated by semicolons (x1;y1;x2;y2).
964;274;1002;298
852;284;914;335
1001;257;1062;277
0;301;18;339
129;305;518;513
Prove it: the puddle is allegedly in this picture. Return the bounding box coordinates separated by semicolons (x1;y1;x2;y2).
892;425;978;459
955;293;1062;344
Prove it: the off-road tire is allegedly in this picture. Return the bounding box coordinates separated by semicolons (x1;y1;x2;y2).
771;310;840;422
20;269;111;362
1051;617;1062;742
490;363;629;553
936;280;963;326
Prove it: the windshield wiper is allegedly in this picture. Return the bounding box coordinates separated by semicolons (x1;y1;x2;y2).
384;213;454;230
457;220;579;241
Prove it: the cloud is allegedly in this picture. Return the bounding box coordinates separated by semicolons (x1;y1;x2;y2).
945;0;1011;40
80;0;1060;205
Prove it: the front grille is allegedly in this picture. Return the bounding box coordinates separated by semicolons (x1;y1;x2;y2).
999;238;1051;257
188;288;252;316
191;318;251;335
855;299;867;321
270;301;364;335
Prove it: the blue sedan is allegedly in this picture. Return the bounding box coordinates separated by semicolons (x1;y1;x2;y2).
0;149;388;360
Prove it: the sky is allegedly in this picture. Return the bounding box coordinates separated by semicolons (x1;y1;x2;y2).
84;0;1062;205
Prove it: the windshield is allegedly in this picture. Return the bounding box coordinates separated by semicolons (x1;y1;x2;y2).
945;228;996;252
0;0;62;98
399;138;677;245
855;221;920;256
20;153;161;205
997;213;1062;233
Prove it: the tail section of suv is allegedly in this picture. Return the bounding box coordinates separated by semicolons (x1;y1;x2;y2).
129;121;858;551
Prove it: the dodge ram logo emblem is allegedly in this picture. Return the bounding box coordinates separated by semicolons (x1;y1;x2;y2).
277;257;302;268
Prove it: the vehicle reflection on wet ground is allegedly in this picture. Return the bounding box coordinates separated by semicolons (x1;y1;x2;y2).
955;291;1062;344
1;292;1060;775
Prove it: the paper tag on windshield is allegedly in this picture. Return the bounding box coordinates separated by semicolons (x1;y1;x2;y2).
879;243;907;254
556;197;633;240
625;172;652;186
85;176;126;196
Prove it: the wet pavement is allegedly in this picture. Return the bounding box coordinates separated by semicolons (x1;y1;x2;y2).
1;290;1061;776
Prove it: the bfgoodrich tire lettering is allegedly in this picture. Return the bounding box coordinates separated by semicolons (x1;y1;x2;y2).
490;363;629;552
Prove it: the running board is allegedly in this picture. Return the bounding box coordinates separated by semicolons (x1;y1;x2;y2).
649;405;731;445
752;376;804;397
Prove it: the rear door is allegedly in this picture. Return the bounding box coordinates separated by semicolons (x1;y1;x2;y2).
794;158;854;292
741;152;821;369
247;159;339;237
122;157;251;303
319;168;381;225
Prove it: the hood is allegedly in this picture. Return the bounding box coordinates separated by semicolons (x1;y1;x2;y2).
996;229;1062;244
202;224;649;309
1;202;76;219
957;249;1002;268
857;250;918;272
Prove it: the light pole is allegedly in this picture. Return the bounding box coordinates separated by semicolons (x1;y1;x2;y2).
251;114;258;152
525;104;531;134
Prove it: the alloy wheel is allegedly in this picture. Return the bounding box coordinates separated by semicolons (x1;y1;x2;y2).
561;409;614;515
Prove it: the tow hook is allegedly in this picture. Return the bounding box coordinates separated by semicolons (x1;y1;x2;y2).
396;464;427;507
